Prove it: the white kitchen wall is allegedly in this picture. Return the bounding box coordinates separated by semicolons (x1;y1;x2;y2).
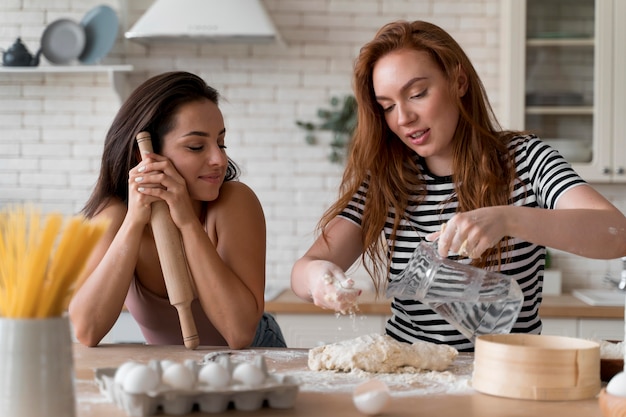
1;0;624;293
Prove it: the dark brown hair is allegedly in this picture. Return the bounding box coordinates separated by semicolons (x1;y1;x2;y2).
319;21;517;292
82;71;240;217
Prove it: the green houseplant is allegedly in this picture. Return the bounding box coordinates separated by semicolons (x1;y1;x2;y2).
296;95;357;163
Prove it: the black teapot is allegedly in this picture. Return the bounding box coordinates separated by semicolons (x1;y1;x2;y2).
2;37;41;67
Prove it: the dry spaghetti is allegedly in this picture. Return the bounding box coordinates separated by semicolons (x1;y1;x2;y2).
0;205;108;318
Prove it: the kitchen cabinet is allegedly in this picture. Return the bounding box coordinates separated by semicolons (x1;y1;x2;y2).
542;317;624;340
578;318;624;340
541;318;578;337
103;312;623;346
501;0;626;182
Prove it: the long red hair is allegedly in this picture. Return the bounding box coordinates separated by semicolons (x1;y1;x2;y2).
318;20;518;293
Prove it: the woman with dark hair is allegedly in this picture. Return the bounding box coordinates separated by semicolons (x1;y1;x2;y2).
70;71;285;349
291;21;626;351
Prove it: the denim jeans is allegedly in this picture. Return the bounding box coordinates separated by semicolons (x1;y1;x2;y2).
251;312;286;347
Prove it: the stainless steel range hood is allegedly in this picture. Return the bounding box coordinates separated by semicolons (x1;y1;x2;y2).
125;0;282;43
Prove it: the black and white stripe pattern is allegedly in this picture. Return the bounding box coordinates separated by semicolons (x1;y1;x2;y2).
339;135;586;351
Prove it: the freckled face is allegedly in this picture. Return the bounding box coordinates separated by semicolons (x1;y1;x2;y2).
373;49;462;176
160;99;228;202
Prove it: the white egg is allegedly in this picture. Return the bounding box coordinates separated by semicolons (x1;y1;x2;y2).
198;362;231;388
184;359;200;378
232;362;266;387
122;364;160;394
253;355;268;375
352;379;390;416
216;353;234;374
148;359;162;375
607;371;626;397
161;363;195;391
160;359;176;371
114;361;140;386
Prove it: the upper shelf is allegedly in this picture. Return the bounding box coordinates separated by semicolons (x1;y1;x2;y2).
0;64;134;102
0;64;133;73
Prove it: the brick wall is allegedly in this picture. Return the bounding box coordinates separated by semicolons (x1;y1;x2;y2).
1;0;624;292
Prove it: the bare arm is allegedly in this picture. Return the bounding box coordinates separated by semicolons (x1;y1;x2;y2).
178;182;266;349
291;217;364;311
68;201;146;346
435;184;626;259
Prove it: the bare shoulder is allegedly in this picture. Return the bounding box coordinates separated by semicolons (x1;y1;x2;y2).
213;181;262;209
205;181;265;239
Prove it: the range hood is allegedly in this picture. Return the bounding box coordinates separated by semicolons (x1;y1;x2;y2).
125;0;282;43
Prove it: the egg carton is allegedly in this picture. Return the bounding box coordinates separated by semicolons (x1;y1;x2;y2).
94;358;299;416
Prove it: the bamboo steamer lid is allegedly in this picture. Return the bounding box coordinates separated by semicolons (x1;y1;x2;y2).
472;334;600;401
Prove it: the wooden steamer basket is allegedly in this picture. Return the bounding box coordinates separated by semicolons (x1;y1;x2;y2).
472;334;600;400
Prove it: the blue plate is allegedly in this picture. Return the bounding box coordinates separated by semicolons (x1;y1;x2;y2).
78;5;119;64
41;18;86;64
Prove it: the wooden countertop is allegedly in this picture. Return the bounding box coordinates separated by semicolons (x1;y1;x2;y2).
73;343;606;417
266;289;625;319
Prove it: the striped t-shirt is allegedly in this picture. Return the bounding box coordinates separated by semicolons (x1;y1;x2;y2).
339;135;586;351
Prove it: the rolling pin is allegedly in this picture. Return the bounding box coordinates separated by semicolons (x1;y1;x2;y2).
135;131;200;350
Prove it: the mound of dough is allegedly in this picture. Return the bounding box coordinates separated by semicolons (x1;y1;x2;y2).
308;333;458;373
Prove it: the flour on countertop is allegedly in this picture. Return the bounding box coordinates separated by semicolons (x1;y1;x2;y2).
201;341;474;397
293;354;474;397
75;380;113;407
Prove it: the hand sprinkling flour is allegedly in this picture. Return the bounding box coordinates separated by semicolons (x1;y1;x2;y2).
303;260;361;315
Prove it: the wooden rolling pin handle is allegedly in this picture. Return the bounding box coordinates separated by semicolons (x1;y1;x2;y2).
177;305;201;348
136;131;200;350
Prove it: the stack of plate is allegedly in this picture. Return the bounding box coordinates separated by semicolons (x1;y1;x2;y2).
41;5;119;65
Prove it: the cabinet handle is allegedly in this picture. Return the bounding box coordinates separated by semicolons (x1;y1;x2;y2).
616;167;625;175
603;167;612;175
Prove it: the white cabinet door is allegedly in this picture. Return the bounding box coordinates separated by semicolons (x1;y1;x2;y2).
500;0;625;183
578;319;624;341
274;314;386;348
541;318;578;337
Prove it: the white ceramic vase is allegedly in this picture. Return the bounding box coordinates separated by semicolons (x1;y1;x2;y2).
0;316;76;417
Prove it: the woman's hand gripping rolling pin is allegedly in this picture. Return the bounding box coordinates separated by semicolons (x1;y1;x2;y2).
306;261;361;315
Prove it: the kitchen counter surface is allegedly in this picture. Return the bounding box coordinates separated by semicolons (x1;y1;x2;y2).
266;289;625;319
73;343;606;417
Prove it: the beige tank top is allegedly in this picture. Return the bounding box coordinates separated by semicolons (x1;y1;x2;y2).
125;277;228;346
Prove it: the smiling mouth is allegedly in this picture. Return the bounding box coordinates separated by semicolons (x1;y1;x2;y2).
409;129;428;139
